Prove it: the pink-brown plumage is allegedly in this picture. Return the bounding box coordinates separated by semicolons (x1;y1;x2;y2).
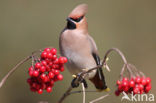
59;4;108;90
68;4;88;19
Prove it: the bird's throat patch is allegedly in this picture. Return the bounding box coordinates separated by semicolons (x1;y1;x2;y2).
67;21;76;30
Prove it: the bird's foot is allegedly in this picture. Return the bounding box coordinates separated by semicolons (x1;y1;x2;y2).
81;79;88;88
71;77;79;88
71;74;88;88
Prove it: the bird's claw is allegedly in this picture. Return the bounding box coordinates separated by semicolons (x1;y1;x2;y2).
81;79;88;88
71;74;88;88
71;77;79;88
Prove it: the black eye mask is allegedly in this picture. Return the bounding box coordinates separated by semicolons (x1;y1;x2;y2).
70;16;84;22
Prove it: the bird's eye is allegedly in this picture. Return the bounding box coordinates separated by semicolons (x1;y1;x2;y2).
70;16;84;22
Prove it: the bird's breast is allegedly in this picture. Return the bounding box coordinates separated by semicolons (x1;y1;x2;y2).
60;30;97;78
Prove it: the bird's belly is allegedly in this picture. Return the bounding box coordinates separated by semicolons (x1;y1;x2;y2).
64;49;97;78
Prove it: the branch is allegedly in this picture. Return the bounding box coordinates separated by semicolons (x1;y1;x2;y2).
58;86;73;103
89;94;109;103
0;56;32;88
57;48;128;103
81;83;86;103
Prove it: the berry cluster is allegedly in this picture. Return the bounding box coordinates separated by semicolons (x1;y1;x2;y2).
115;77;152;96
27;48;67;94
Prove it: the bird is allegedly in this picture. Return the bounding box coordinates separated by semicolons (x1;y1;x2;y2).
59;4;109;91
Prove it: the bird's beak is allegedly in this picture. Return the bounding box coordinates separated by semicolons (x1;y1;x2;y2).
66;17;76;29
66;17;72;22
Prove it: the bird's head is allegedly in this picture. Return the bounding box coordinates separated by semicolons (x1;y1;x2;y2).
66;4;88;32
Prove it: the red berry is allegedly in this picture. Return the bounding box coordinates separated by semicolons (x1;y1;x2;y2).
129;80;135;88
115;90;121;96
52;64;57;69
141;78;147;86
123;86;129;92
48;62;53;67
43;75;49;82
45;58;50;64
122;77;129;82
40;73;46;80
48;72;54;79
140;90;144;94
29;70;33;76
41;83;46;89
53;58;59;64
52;55;57;60
133;87;140;94
138;84;144;90
27;78;31;84
35;63;41;69
118;85;123;91
50;80;54;86
60;66;65;72
33;70;39;77
46;65;51;71
38;89;43;94
145;84;151;93
53;70;60;75
40;66;46;72
135;77;141;84
35;84;40;90
50;48;57;55
41;51;47;58
63;57;67;63
46;87;52;93
47;52;53;59
122;81;128;87
30;87;36;92
55;64;59;69
41;60;47;66
58;57;65;64
32;83;37;88
146;77;151;84
44;48;51;52
57;74;63;80
116;80;121;85
28;66;34;71
58;57;68;64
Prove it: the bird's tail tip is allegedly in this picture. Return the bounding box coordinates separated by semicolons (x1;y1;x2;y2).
97;87;110;92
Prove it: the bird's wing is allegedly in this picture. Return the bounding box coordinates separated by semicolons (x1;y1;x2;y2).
88;35;108;90
87;35;98;55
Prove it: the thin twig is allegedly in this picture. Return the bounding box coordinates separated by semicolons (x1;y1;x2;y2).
69;90;98;95
81;83;86;103
102;48;127;65
0;56;32;88
120;64;126;80
89;94;109;103
57;86;73;103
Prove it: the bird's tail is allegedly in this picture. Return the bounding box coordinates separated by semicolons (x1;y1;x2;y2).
89;67;110;92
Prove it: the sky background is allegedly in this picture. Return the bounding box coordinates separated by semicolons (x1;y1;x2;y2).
0;0;156;103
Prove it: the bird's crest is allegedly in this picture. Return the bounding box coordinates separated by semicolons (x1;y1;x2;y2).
68;4;88;19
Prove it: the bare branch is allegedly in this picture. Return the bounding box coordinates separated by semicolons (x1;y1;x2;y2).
0;56;32;88
69;90;97;95
57;86;73;103
81;83;86;103
89;94;109;103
